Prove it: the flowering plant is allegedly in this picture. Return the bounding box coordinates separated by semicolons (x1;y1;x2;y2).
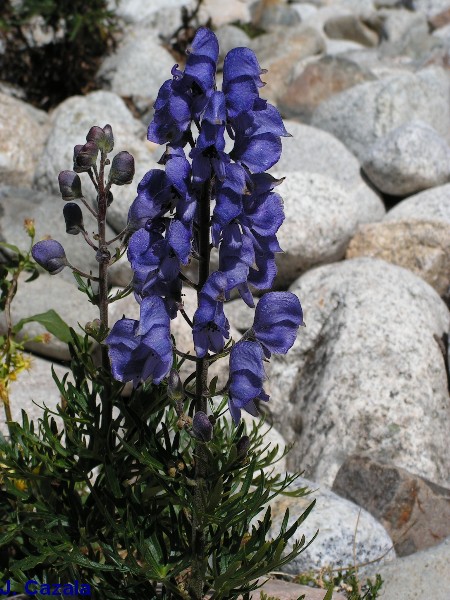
1;27;315;600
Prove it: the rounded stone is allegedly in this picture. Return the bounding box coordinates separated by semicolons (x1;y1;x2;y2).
269;258;450;488
361;120;450;196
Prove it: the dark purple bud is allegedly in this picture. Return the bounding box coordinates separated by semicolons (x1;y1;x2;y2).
58;170;83;201
109;151;135;185
86;124;114;154
63;202;84;235
31;239;68;275
236;435;250;460
192;411;213;442
167;369;184;401
86;126;105;145
74;141;98;172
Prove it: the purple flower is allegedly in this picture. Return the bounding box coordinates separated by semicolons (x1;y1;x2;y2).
193;272;230;357
128;228;180;295
32;240;68;275
106;296;172;387
147;28;219;145
190;91;229;183
228;341;269;424
253;292;304;358
128;169;174;231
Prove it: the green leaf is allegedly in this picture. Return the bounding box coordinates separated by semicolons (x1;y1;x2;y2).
0;241;22;255
323;583;334;600
13;309;75;343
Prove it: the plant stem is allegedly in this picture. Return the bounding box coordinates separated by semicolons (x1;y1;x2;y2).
189;178;213;600
1;267;21;436
96;151;112;442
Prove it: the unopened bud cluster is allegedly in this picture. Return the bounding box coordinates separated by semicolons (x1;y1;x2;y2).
31;124;135;280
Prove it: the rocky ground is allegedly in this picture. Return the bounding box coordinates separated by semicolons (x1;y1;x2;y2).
1;0;450;598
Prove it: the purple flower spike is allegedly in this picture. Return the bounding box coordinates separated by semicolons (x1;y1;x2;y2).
253;292;304;358
228;341;269;424
32;239;68;275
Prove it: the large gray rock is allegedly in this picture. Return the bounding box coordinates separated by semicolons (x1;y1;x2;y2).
273;121;385;227
248;25;326;102
346;220;450;296
413;0;450;18
380;8;428;45
268;258;450;488
324;14;379;46
199;0;252;27
278;55;375;123
0;186;131;287
384;183;450;223
364;536;450;600
108;0;191;29
273;172;381;285
0;93;48;186
311;66;450;162
0;354;70;438
332;455;450;557
97;28;175;102
267;476;395;574
0;272;98;361
250;0;302;29
361;120;450;196
33;90;160;233
215;24;251;67
379;9;442;61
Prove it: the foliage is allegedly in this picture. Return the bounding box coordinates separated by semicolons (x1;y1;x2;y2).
0;331;314;599
0;0;119;109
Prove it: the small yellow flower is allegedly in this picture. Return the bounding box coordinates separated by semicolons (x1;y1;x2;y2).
23;218;36;238
14;479;27;492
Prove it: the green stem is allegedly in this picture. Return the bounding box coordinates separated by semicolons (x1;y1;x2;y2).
189;177;213;599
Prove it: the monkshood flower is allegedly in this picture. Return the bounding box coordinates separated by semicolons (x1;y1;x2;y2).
106;296;172;387
148;27;219;145
31;239;68;275
190;91;229;183
193;272;230;357
252;292;304;358
228;341;269;424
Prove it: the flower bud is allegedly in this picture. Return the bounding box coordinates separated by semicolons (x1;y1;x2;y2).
58;170;83;201
86;124;114;154
102;124;114;153
31;239;68;275
63;202;84;235
192;411;213;442
108;151;135;186
84;319;102;337
23;218;35;238
73;141;98;172
236;435;250;460
167;369;184;402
